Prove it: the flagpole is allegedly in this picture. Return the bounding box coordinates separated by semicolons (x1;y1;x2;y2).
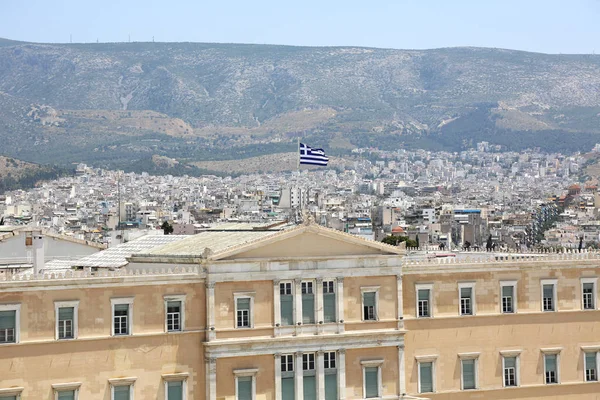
297;137;300;171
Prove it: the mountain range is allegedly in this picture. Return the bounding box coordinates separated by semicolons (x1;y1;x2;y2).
1;39;600;172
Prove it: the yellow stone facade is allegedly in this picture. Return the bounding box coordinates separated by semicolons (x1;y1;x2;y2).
2;224;600;400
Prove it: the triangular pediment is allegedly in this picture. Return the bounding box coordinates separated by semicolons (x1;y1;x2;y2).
212;224;403;261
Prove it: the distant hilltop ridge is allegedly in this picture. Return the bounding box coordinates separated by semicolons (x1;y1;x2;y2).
1;38;600;169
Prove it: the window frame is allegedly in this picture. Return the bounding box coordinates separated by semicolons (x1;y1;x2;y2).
415;284;433;318
361;286;380;322
164;295;186;333
279;281;294;326
500;350;522;388
301;280;316;324
52;382;81;400
281;354;294;373
541;348;561;385
111;297;134;337
458;282;476;316
233;369;258;400
109;377;136;400
322;280;337;323
55;301;79;341
581;278;597;311
458;353;480;391
0;387;24;399
361;359;383;398
540;279;558;312
162;373;189;400
415;355;437;394
234;292;255;329
0;303;21;345
583;350;599;382
324;351;337;370
500;281;517;314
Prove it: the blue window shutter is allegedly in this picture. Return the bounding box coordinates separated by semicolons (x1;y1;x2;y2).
323;293;336;322
365;367;378;398
363;292;376;307
113;385;130;400
462;359;475;389
57;391;75;400
419;362;433;393
280;295;293;325
325;373;337;400
237;377;252;400
302;295;315;324
281;377;295;400
303;375;316;400
0;310;16;329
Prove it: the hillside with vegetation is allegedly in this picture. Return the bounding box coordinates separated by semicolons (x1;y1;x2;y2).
1;40;600;171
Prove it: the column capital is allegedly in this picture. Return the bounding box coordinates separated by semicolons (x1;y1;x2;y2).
315;277;323;284
294;278;302;285
274;352;282;358
397;344;405;350
273;279;281;286
205;356;217;363
396;274;403;281
338;349;346;355
205;282;215;289
316;350;325;355
336;276;344;283
295;351;303;357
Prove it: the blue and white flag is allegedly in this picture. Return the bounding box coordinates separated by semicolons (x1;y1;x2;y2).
299;143;329;166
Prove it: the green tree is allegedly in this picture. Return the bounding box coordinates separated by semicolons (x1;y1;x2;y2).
381;235;417;248
161;221;174;235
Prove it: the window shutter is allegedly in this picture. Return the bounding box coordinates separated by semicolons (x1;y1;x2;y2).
462;359;475;389
460;287;472;298
281;377;295;400
57;390;75;400
113;385;130;400
167;301;181;312
418;289;429;301
365;367;378;398
237;298;250;311
502;286;513;297
0;310;16;329
114;304;129;313
302;295;315;324
280;295;294;326
419;362;433;393
323;293;336;323
303;375;316;400
363;292;376;307
586;352;597;370
324;373;337;400
0;396;16;400
237;377;252;400
504;356;516;368
545;354;556;371
59;307;74;321
543;285;553;298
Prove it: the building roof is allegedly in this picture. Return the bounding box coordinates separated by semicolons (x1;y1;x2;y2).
72;235;186;268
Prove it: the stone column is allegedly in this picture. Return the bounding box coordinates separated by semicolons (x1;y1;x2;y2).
206;282;216;340
317;351;325;400
206;356;217;400
274;280;281;335
398;345;406;395
336;277;345;333
316;278;324;331
294;279;303;333
295;351;304;400
397;275;404;329
274;353;282;400
338;349;346;400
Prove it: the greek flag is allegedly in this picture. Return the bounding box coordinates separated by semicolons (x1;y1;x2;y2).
299;143;329;166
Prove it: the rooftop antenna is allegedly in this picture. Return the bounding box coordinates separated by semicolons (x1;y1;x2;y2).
128;34;131;43
70;34;72;44
152;36;155;43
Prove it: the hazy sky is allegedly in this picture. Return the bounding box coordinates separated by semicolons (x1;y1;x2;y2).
1;0;599;54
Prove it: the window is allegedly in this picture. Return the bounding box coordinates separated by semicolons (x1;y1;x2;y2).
0;304;20;344
418;362;434;393
56;390;76;400
324;352;337;400
55;301;79;340
302;281;315;324
361;360;383;399
112;385;132;400
236;377;252;400
500;281;517;313
461;359;476;390
417;289;430;318
362;287;379;321
585;352;598;382
281;354;294;400
303;353;316;400
235;294;254;329
503;356;518;387
541;280;557;312
323;280;336;323
166;381;183;400
166;300;182;332
111;298;134;336
459;283;475;316
582;278;597;310
544;354;558;384
0;388;23;400
324;352;336;369
280;282;294;326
